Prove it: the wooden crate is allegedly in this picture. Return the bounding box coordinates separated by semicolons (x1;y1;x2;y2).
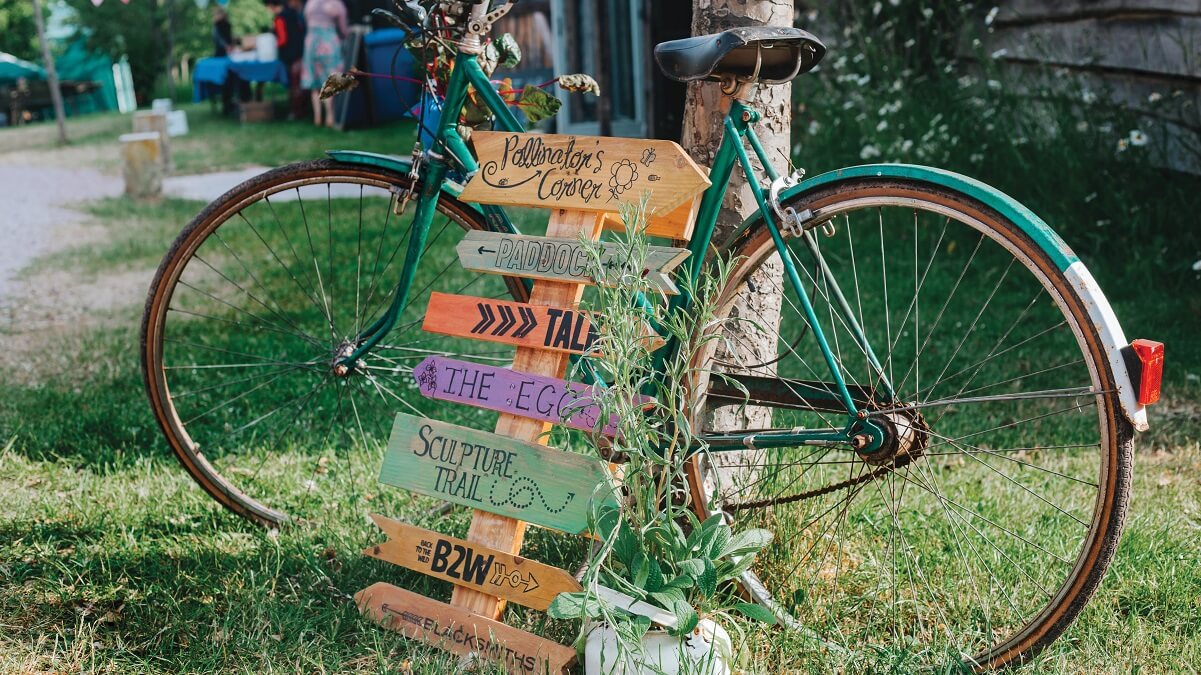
238;101;273;123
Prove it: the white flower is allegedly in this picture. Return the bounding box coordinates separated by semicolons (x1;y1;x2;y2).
970;152;984;163
1192;260;1201;272
1082;90;1097;104
1116;138;1129;152
860;144;882;160
1084;192;1098;202
876;119;889;132
1096;219;1111;227
904;38;916;48
857;74;872;86
853;53;866;63
808;120;821;135
1187;372;1200;382
889;0;900;5
985;7;1000;25
900;139;913;152
991;48;1009;59
873;2;882;16
923;8;934;19
1129;129;1148;146
1147;92;1163;103
1076;120;1089;132
833;55;848;69
987;79;1002;90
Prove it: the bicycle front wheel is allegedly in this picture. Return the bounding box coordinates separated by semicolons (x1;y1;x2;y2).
687;176;1131;670
142;160;523;527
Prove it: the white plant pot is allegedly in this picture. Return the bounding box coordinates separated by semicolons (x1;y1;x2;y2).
583;619;733;675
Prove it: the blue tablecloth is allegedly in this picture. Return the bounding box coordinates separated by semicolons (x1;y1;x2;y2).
193;57;289;102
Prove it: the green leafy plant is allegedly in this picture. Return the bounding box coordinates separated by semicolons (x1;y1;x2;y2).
546;200;774;654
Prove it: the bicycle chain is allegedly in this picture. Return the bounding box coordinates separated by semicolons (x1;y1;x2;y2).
723;464;895;512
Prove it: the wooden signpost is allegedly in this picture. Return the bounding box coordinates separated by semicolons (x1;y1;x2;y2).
359;130;709;670
456;231;690;295
378;413;618;533
364;514;583;611
356;582;576;675
411;355;651;437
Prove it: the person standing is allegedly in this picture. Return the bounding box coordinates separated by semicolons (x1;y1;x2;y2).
264;0;306;119
301;0;348;127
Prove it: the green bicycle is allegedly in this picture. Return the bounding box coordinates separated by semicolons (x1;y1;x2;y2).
142;1;1157;669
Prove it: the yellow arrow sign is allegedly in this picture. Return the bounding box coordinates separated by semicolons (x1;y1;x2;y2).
363;514;583;611
460;131;711;216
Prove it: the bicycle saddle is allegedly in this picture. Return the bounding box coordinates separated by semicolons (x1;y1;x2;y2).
654;27;825;86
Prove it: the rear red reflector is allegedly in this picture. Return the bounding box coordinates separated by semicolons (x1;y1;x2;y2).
1131;339;1164;406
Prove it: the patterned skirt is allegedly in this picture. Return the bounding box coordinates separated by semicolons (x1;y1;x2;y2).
301;26;343;89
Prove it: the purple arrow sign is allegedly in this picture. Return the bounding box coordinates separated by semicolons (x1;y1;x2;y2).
411;356;650;436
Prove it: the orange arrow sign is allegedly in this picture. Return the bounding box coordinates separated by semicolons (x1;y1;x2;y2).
421;292;663;355
460;131;710;217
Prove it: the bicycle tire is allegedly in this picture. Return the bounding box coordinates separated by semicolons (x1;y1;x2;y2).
686;176;1132;670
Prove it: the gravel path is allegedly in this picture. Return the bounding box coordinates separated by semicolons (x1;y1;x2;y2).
0;166;121;299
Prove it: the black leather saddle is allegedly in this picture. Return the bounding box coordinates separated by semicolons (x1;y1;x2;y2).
654;27;825;86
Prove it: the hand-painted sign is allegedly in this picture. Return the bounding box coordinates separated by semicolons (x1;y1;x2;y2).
456;231;689;295
424;292;594;353
412;355;651;436
422;293;664;355
356;582;576;675
364;514;583;611
379;412;617;533
459;131;711;218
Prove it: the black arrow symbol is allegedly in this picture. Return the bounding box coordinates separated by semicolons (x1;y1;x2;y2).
513;306;538;338
471;303;496;334
478;246;496;255
492;305;517;336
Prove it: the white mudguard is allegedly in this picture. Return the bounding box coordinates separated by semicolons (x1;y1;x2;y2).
1063;261;1148;431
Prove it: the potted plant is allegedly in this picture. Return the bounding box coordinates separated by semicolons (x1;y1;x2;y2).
547;203;776;674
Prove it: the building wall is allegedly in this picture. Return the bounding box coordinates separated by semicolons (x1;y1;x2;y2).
983;0;1201;173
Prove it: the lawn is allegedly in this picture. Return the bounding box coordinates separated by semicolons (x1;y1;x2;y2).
0;102;417;175
1;83;1200;673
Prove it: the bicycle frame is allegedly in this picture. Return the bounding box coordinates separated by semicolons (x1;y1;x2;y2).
343;50;892;453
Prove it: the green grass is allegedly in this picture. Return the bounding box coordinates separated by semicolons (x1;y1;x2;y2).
0;102;418;175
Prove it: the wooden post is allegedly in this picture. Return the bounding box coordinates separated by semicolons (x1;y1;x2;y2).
450;207;606;619
119;131;163;198
133;111;173;173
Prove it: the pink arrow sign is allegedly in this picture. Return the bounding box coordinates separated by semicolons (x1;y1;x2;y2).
412;356;650;437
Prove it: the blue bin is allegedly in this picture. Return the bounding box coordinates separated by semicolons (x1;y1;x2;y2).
364;28;419;123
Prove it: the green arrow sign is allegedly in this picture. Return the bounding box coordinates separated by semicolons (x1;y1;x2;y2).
379;413;617;534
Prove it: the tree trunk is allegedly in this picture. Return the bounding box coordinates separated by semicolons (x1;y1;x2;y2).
681;0;791;493
31;0;68;145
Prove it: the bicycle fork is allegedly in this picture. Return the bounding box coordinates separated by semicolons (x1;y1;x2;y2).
338;159;449;372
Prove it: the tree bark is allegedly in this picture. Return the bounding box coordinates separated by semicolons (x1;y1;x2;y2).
31;0;68;145
681;0;791;493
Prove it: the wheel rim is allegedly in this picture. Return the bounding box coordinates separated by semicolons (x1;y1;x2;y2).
687;183;1124;669
145;167;520;526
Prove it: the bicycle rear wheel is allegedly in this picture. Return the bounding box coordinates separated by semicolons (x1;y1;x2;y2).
687;177;1131;670
142;160;523;527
